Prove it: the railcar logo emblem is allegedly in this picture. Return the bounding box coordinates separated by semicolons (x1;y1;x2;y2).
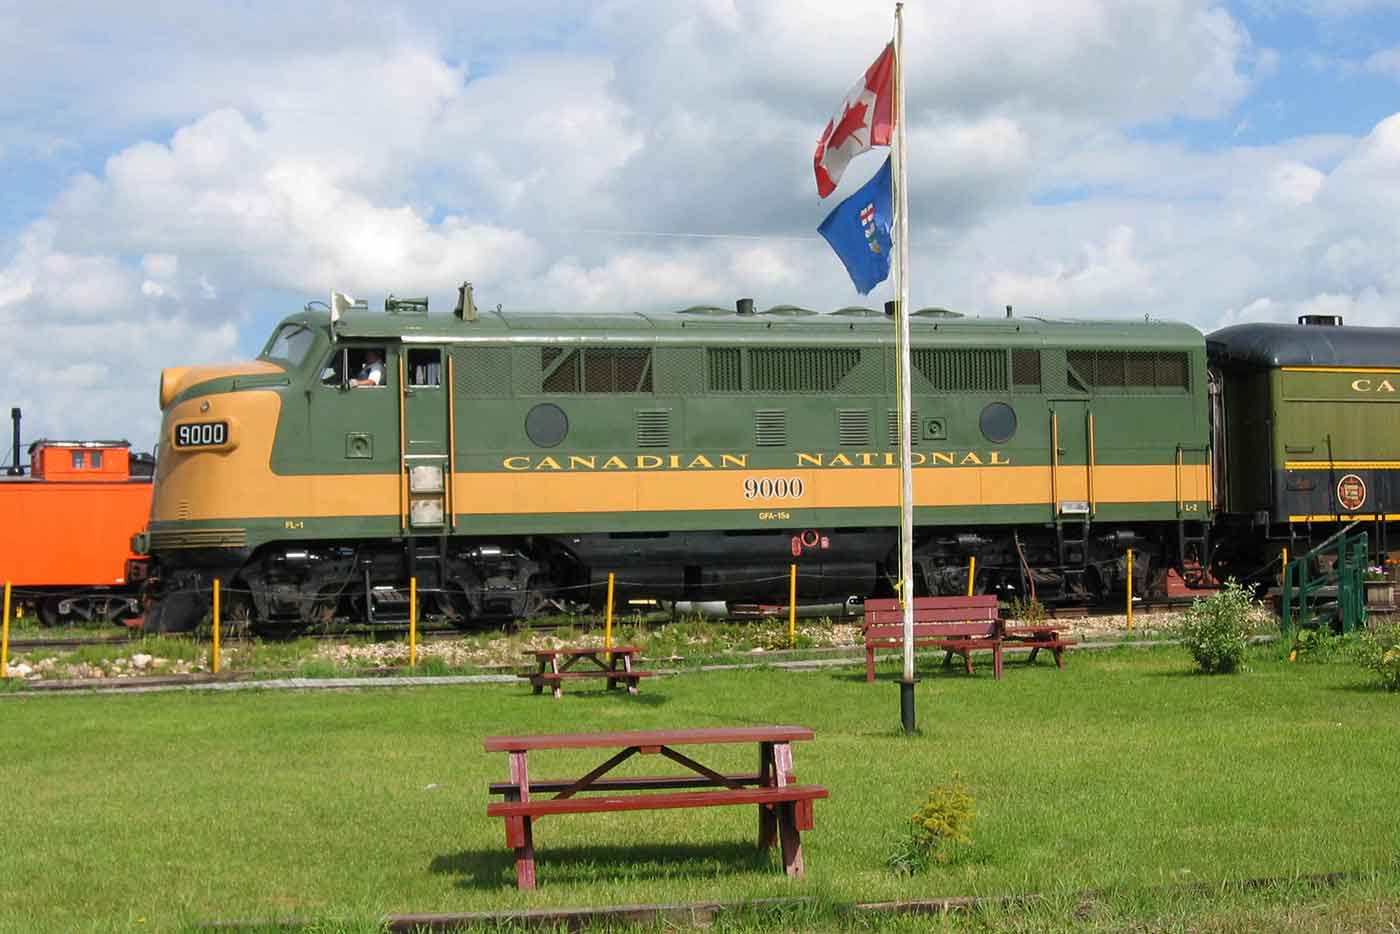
1336;473;1366;511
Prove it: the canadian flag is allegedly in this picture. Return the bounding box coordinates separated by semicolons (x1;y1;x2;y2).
813;43;895;199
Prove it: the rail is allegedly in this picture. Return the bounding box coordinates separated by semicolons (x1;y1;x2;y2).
1280;520;1367;637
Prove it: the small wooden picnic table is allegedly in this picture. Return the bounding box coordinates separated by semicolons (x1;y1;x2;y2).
485;726;827;889
520;645;653;697
1002;625;1072;666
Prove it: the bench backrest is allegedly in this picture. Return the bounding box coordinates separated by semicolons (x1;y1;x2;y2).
862;595;1000;629
864;621;1000;641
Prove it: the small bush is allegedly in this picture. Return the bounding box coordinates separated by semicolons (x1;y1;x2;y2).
886;774;976;874
1353;624;1400;691
1009;596;1047;627
1177;578;1252;674
1290;625;1350;663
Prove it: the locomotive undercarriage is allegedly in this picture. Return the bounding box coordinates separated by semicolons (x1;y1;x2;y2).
143;519;1202;632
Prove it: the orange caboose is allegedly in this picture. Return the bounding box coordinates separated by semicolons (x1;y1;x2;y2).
0;438;153;624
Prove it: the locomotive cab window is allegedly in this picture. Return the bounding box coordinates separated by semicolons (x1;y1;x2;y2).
263;323;316;366
349;347;388;388
407;349;441;388
319;349;345;387
320;347;390;389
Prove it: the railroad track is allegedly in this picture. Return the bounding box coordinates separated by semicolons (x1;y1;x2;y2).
7;634;135;651
6;598;1199;652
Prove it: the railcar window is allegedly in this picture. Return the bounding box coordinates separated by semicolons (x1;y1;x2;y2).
71;451;84;469
408;349;441;388
91;450;103;468
264;324;315;366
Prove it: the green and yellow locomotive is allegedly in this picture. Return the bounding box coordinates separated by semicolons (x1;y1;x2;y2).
138;292;1214;631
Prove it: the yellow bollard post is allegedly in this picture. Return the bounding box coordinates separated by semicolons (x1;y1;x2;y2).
789;564;798;649
409;577;418;668
211;579;221;675
966;555;976;597
1126;549;1134;631
604;572;615;661
2;581;10;678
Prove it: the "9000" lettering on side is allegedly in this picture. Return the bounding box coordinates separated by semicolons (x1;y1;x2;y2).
174;421;229;448
742;476;805;500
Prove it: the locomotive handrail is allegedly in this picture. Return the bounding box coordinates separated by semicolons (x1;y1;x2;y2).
1297;519;1364;564
447;354;457;532
397;356;407;531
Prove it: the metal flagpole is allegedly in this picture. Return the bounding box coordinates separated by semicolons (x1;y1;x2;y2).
893;2;916;734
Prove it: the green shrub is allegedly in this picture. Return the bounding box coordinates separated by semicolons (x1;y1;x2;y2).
1290;625;1350;663
1177;578;1252;674
1009;596;1047;627
885;774;976;874
1353;624;1400;691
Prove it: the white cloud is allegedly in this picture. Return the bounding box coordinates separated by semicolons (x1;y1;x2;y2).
9;0;1400;450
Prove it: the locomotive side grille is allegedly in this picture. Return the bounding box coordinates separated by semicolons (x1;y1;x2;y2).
707;348;742;391
148;528;247;549
912;348;1008;392
541;347;579;392
1069;350;1190;392
453;347;512;397
1012;349;1041;389
654;349;704;393
1153;352;1190;390
838;409;871;446
754;409;787;446
750;348;860;392
544;348;654;393
886;409;920;446
612;349;653;392
635;409;671;448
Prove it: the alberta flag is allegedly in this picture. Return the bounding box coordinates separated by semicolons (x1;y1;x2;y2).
817;156;893;295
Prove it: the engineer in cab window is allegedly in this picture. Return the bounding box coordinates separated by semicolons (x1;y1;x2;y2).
351;349;385;387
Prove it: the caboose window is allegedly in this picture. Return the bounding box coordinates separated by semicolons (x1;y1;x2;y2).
90;450;103;468
71;451;84;469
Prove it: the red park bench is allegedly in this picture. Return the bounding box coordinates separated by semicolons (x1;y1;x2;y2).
863;596;1076;682
862;595;1004;682
485;726;828;889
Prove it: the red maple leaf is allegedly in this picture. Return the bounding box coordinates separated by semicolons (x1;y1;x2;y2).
827;98;869;151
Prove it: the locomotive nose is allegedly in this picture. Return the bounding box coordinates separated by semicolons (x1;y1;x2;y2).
158;367;191;410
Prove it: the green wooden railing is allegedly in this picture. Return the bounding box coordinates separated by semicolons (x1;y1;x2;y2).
1281;521;1368;637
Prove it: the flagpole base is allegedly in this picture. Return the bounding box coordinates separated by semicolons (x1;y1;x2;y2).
899;677;917;735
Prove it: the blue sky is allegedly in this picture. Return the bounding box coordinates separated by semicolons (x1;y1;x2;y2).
4;0;1400;450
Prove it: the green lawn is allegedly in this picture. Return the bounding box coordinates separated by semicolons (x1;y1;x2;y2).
4;645;1399;932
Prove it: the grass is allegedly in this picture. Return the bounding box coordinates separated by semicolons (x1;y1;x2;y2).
2;644;1399;932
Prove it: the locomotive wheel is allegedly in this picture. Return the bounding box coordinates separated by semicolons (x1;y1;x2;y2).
144;591;207;634
37;596;64;627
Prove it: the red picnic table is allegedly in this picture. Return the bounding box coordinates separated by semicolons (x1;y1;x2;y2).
520;645;654;697
485;726;828;889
